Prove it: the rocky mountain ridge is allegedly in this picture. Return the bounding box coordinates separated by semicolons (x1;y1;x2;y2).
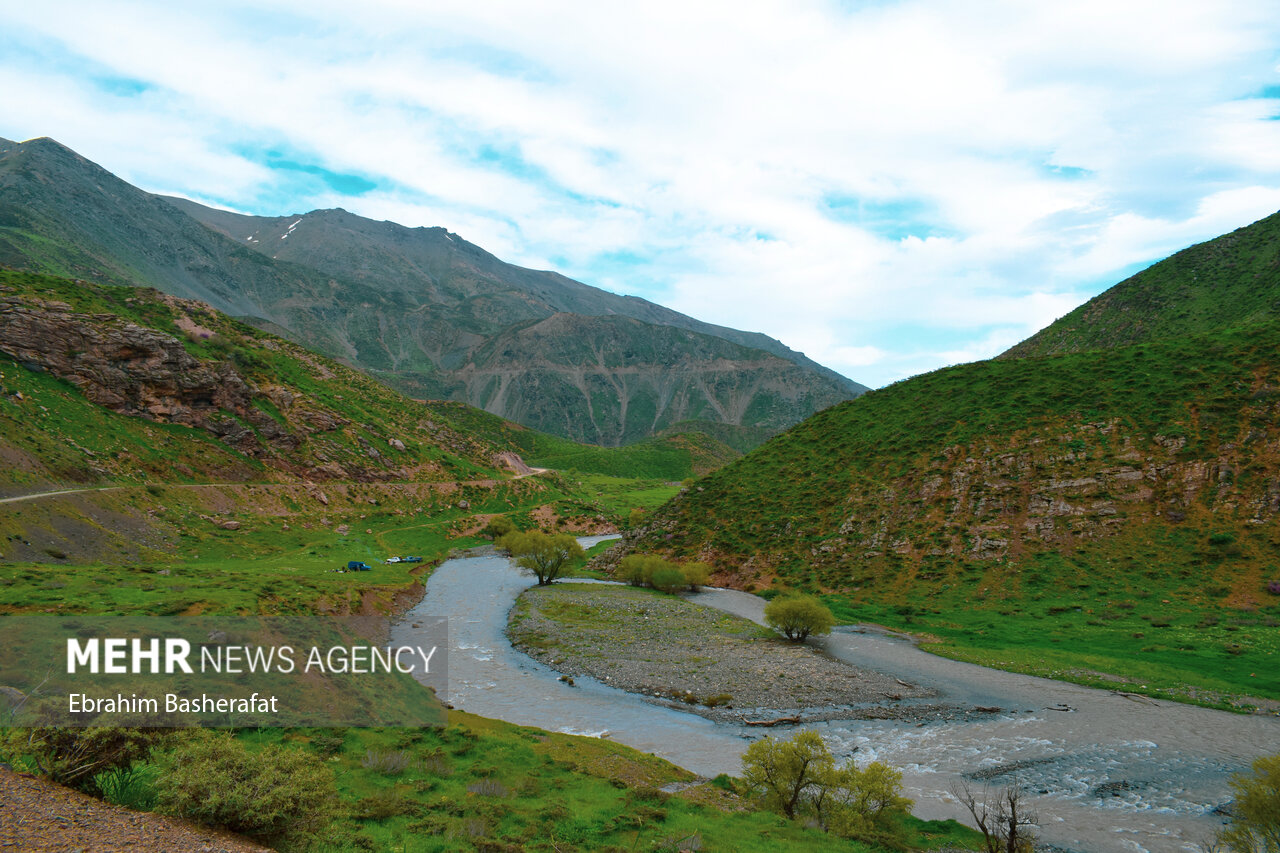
0;136;863;446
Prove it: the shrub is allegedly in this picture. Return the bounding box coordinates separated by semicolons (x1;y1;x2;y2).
154;730;336;845
1214;753;1280;853
1267;580;1280;596
619;555;651;586
484;516;516;539
467;777;509;797
354;786;421;819
764;594;836;642
741;731;833;818
681;561;712;591
650;566;688;594
823;762;913;846
16;727;167;795
362;748;414;775
309;731;346;757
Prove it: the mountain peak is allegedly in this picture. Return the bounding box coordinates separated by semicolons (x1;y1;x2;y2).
0;136;865;447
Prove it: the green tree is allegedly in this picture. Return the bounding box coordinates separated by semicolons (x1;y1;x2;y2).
628;507;647;528
742;731;913;845
1216;754;1280;852
505;531;584;585
740;730;834;819
764;594;835;642
822;762;913;846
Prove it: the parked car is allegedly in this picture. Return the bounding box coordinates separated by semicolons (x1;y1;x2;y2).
402;555;423;563
385;556;401;563
347;561;373;571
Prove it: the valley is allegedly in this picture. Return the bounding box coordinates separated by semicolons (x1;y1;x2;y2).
0;178;1278;852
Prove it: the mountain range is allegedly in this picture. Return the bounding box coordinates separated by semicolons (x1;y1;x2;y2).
0;136;864;446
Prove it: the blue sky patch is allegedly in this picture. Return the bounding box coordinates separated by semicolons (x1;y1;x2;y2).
822;193;957;241
1043;163;1092;180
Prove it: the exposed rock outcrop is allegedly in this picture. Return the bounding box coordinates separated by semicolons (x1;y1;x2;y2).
0;295;296;458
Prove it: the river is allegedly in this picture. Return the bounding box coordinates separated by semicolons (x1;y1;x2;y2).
390;537;1280;853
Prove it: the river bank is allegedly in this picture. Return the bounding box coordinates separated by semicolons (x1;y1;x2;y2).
392;540;1280;853
509;582;996;725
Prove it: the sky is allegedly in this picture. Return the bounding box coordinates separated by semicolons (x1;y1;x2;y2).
3;1;1280;388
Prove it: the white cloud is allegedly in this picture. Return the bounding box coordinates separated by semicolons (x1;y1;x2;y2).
2;0;1280;388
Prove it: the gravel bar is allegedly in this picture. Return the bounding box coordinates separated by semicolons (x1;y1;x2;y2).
508;583;942;724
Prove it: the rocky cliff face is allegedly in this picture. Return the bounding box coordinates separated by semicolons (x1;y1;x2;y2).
0;279;502;483
824;417;1278;568
0;294;294;456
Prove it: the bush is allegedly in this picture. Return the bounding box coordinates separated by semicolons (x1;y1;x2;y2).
484;516;516;539
362;748;414;775
741;731;911;845
1214;753;1280;852
619;554;681;589
764;594;836;642
154;730;336;845
741;731;833;818
619;554;651;586
681;562;712;591
823;762;913;846
15;727;167;795
354;787;420;819
650;566;688;594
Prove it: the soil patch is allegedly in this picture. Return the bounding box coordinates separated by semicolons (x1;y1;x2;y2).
0;767;269;852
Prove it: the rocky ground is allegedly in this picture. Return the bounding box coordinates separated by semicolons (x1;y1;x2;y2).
0;768;269;852
508;582;952;724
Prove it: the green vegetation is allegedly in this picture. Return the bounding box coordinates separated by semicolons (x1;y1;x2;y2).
822;586;1280;712
498;530;584;585
2;713;976;852
1214;753;1280;852
640;315;1280;708
427;401;739;480
1006;208;1280;358
741;731;915;848
764;594;835;642
154;730;337;847
618;554;712;593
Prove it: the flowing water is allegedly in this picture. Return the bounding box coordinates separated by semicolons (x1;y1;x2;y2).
392;538;1280;853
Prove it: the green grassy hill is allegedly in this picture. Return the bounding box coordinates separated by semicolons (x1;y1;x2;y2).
1005;209;1280;358
632;308;1280;708
0;269;731;565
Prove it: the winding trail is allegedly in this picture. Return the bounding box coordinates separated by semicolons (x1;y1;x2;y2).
396;540;1280;853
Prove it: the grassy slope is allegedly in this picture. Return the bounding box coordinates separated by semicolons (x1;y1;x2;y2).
0;270;978;850
1005;208;1280;358
422;399;741;480
640;319;1280;709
